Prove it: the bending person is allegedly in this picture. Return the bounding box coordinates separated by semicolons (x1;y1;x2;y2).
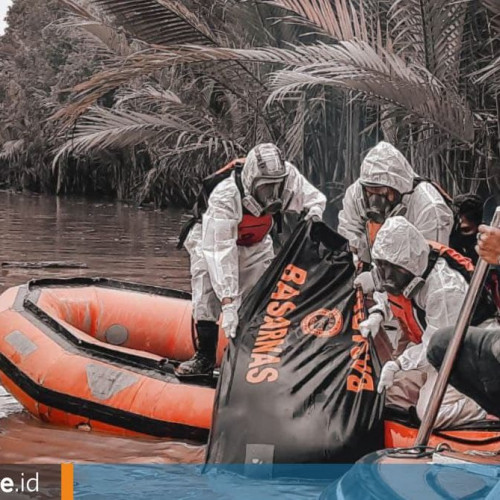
427;218;500;418
338;141;454;262
338;141;455;345
176;143;326;378
359;217;498;428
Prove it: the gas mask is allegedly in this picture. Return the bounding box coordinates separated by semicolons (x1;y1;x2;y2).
242;179;285;216
374;259;421;297
241;144;289;217
362;185;404;224
253;179;285;215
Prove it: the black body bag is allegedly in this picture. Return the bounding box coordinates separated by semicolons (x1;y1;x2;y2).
205;221;384;465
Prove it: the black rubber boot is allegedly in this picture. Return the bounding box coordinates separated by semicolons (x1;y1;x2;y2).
175;320;218;378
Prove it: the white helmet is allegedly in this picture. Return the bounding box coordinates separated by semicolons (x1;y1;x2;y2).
241;143;289;216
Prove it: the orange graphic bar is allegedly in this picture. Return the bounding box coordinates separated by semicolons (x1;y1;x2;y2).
61;463;74;500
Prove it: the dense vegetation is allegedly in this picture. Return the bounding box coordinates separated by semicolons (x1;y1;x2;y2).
0;0;498;214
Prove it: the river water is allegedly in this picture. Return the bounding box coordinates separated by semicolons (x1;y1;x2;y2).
0;193;350;500
0;191;207;464
4;192;488;499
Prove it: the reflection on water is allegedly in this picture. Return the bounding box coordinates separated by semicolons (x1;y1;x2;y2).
0;413;205;464
0;192;205;464
0;192;191;290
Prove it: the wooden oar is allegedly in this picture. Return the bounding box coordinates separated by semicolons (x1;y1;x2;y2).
415;205;500;447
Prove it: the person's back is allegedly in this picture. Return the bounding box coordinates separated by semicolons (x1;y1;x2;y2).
405;181;455;244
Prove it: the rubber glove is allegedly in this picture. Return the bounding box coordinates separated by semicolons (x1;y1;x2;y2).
358;311;383;338
304;206;323;222
221;302;239;339
377;360;400;394
353;271;376;294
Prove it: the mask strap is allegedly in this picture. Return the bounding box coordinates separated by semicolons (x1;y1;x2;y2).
388;203;407;218
372;267;384;292
362;185;370;209
234;166;246;197
242;195;264;217
402;277;425;299
278;172;286;198
237;167;264;216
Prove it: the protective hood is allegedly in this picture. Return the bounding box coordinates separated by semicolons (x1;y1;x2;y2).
372;216;430;276
241;143;289;216
359;142;415;194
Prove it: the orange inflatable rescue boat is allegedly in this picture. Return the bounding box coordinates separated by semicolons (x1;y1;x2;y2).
1;277;499;452
0;278;223;439
384;407;500;453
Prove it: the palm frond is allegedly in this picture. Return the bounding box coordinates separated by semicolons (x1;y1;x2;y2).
483;0;500;17
60;44;341;100
51;44;320;126
482;0;500;34
266;0;371;41
0;139;25;160
53;41;474;142
474;55;500;92
208;2;281;47
90;0;216;46
389;0;468;87
114;85;182;111
57;0;133;56
59;0;100;19
268;41;474;143
53;104;243;165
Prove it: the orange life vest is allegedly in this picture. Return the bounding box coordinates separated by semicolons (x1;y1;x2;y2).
387;294;426;344
177;158;274;249
386;241;494;344
367;220;382;247
237;213;273;246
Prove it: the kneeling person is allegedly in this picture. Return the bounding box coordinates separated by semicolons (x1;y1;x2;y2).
360;217;498;428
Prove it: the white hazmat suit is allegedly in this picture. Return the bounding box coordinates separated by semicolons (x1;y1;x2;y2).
341;141;455;348
185;147;326;325
338;141;454;261
177;143;326;378
373;217;497;428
